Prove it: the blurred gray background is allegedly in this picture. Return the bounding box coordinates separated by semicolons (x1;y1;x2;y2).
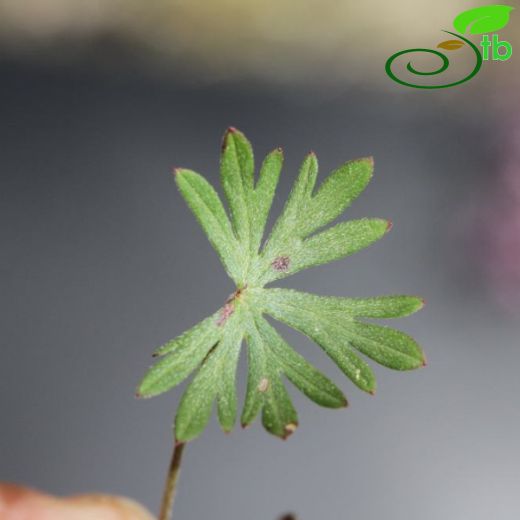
1;1;520;519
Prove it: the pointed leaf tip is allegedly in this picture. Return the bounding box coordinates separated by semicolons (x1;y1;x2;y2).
362;156;374;168
386;220;393;232
221;126;240;150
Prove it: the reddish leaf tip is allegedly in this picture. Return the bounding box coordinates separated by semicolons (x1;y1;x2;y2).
221;127;238;150
386;220;393;232
172;167;182;176
368;389;376;396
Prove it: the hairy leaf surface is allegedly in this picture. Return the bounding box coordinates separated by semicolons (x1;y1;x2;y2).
138;129;425;442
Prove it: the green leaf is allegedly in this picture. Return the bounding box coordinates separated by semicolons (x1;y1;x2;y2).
260;294;376;393
261;372;299;439
303;157;373;236
137;313;222;398
139;128;425;442
257;316;347;408
175;313;243;442
242;315;298;438
258;288;424;319
215;327;243;432
151;313;221;358
343;322;425;370
249;148;283;255
175;169;243;284
453;5;514;34
220;128;254;252
252;157;377;285
259;218;390;284
240;317;267;428
261;152;318;256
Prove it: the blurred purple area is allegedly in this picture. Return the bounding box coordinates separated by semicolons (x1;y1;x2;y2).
481;111;520;308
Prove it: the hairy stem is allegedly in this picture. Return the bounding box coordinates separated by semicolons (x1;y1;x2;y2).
159;442;186;520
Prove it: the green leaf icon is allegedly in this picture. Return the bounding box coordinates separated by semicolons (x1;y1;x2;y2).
453;4;514;34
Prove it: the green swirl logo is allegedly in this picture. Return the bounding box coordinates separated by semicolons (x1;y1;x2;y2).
385;5;514;89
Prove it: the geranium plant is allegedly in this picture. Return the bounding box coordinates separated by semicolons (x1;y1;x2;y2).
137;128;425;520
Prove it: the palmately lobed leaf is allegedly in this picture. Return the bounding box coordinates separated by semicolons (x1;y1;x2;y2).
138;128;426;442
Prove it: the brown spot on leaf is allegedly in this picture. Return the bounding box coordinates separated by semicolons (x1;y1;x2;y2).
272;256;290;272
225;285;246;304
283;423;298;439
216;302;234;326
257;378;269;393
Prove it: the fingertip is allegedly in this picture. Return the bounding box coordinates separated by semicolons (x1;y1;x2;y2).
66;494;155;519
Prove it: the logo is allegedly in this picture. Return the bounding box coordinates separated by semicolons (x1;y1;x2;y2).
385;5;514;89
